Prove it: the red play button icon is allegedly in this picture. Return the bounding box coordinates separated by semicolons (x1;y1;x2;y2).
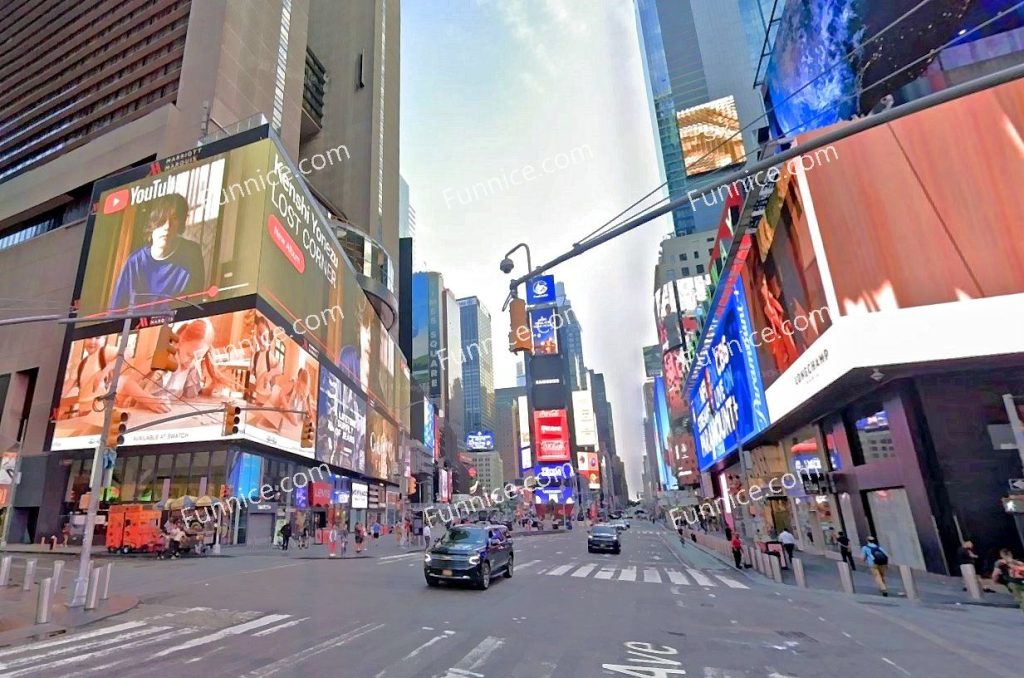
103;189;130;215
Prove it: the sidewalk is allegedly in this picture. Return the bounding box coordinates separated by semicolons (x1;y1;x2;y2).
676;524;1020;609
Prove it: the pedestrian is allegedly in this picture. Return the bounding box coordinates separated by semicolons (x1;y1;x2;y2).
372;520;381;540
279;522;292;551
991;548;1024;613
837;531;856;571
860;536;890;596
354;523;365;554
956;540;994;592
327;523;339;557
778;528;796;565
731;533;743;569
339;525;349;556
423;522;432;550
299;525;309;549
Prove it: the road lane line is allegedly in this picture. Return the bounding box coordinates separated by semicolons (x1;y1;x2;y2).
618;566;637;581
716;573;749;589
595;566;616;580
571;564;597;578
379;553;422;562
881;657;912;676
455;636;505;672
665;569;690;585
643;568;662;583
687;569;715;586
252;617;310;636
243;623;386;678
517;559;542;571
148;614;290;658
0;621;147;658
546;564;574;576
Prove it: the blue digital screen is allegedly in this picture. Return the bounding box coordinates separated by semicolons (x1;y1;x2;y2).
529;308;559;354
526;275;556;304
423;399;435;450
652;377;676;491
465;430;495;451
689;284;770;472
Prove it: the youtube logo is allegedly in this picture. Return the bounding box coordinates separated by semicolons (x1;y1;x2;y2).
102;189;130;215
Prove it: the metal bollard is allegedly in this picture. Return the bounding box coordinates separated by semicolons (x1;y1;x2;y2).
838;561;855;594
899;564;918;601
770;555;783;583
85;566;102;611
51;560;65;595
761;552;771;576
100;563;112;601
0;555;11;586
793;558;807;588
22;558;37;591
960;563;982;600
35;577;53;625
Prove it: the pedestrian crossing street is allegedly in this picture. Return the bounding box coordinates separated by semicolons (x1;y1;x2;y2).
520;559;749;589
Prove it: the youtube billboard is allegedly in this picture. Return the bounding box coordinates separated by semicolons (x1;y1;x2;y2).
533;409;570;462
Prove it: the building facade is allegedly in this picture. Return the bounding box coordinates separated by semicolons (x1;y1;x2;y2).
457;297;496;434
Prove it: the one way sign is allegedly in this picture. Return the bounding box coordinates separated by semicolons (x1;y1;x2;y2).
1009;479;1024;492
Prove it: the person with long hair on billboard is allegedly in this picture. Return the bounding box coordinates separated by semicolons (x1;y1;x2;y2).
248;315;284;401
248;366;316;433
110;194;206;311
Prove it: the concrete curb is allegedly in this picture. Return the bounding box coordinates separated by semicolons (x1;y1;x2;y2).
0;593;140;648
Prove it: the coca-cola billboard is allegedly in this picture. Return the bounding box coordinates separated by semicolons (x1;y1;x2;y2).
533;409;569;462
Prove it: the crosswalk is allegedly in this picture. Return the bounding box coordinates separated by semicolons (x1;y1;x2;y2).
520;559;748;589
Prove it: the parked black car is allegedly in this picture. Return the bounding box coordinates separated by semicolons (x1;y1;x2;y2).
588;524;621;554
424;524;514;590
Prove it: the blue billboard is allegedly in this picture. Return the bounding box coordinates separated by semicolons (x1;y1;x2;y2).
423;398;436;451
529;308;559;355
689;284;770;472
465;430;495;451
652;377;677;491
526;275;556;305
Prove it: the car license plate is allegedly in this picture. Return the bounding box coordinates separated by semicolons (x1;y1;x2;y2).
442;569;453;576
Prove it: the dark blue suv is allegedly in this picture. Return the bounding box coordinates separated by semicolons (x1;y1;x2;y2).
424;524;513;590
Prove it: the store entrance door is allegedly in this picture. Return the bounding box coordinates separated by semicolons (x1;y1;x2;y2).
248;513;274;548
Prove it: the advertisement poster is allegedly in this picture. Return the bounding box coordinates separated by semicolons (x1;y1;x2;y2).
570;390;598;447
526;275;556;305
423;398;436;455
642;344;663;378
654;282;682;351
465;431;495;451
351;482;369;509
533;409;569;462
316;370;366;473
52;308;319;455
365;406;398;481
529;308;559;355
689;285;770;471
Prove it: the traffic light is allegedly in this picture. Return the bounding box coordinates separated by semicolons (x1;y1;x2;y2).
508;298;532;353
408;477;417;498
151;324;180;372
222;402;241;436
301;416;315;448
105;409;129;448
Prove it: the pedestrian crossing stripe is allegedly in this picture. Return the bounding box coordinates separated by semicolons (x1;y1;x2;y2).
539;563;748;588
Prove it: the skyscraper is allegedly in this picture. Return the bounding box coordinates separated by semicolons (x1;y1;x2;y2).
495;386;527;483
458;297;496;433
555;283;586;391
635;0;764;235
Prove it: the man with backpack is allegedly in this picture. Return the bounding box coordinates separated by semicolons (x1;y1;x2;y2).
861;536;890;596
991;548;1024;613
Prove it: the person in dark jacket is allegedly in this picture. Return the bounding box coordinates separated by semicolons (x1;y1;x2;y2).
837;531;856;571
279;523;292;551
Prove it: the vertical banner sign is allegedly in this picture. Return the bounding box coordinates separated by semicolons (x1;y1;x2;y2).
517;395;532;472
570;390;598;447
530;308;559;355
526;275;557;305
427;277;442;400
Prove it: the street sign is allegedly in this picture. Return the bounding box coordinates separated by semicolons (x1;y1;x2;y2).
1009;478;1024;492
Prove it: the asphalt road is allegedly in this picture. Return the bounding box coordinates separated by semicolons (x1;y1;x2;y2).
2;525;1022;677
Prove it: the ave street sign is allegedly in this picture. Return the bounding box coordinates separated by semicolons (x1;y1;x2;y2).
1009;478;1024;492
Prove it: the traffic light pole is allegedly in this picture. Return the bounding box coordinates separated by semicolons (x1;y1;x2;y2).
70;316;133;607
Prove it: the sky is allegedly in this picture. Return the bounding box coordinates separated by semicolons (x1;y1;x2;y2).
400;0;672;496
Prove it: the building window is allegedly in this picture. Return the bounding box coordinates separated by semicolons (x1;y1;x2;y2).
682;266;690;276
679;253;688;261
696;264;704;273
847;404;894;466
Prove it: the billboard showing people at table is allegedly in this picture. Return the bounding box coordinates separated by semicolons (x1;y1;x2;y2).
52;308;319;455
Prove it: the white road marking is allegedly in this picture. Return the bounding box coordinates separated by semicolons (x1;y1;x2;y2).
546;564;574;576
253;617;309;636
618;566;637;581
595;566;616;580
714;574;748;589
0;627;188;678
452;635;505;672
881;657;912;676
379;552;422;562
0;625;170;670
517;559;542;571
243;623;385;677
572;564;597;577
665;569;689;585
148;614;290;658
687;569;715;586
643;568;662;583
0;621;147;658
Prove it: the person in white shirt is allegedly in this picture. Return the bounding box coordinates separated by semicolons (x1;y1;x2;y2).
423;523;432;550
778;529;796;565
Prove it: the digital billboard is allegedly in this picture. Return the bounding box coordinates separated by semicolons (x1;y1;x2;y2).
529;308;559;355
652;377;676;491
422;398;436;453
570;390;598;447
53;308;319;455
642;345;663;378
351;482;369;509
577;451;601;490
366;406;398;481
654;282;682;351
533;409;570;462
526;275;556;305
677;95;745;176
517;394;532;472
689;285;770;471
465;431;495;451
316;370;366;473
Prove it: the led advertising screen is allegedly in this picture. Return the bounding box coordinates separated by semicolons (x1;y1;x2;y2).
689;285;770;472
529;308;559;355
642;345;663;378
53;308;319;455
677;95;746;176
526;274;556;305
422;398;436;453
577;451;601;490
652;377;676;491
533;409;570;462
654;282;682;351
570;390;598;447
316;370;366;473
517;394;532;472
351;482;369;509
366;406;398;481
465;431;496;451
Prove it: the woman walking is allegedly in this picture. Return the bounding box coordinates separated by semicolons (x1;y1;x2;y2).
354;522;366;554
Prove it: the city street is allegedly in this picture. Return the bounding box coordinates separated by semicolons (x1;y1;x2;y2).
2;528;1021;677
